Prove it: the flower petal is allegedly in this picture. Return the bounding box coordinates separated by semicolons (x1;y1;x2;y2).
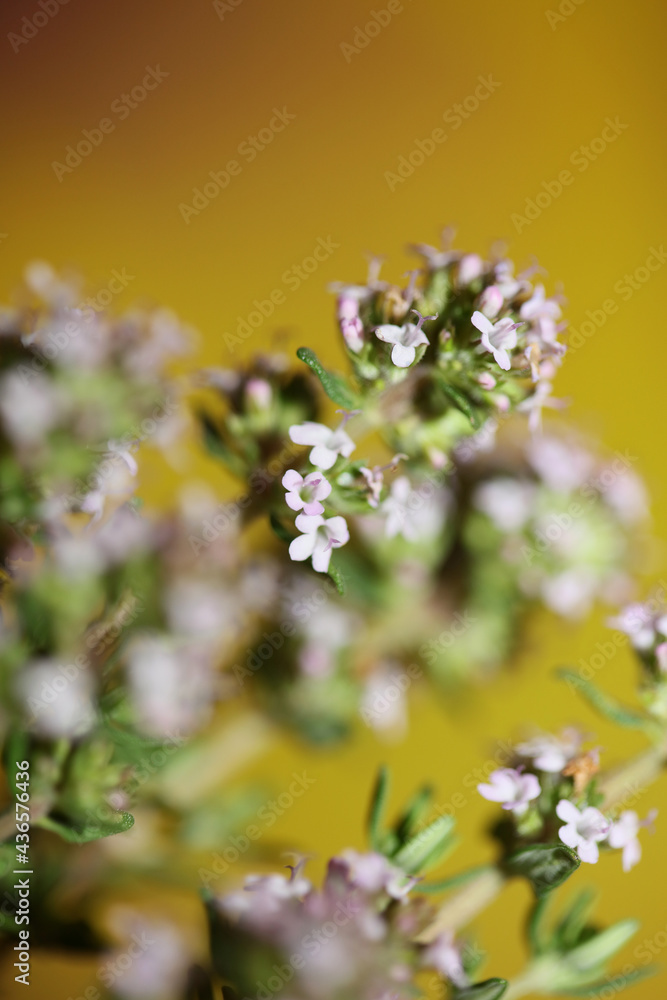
391;343;416;368
375;324;403;345
558;824;581;850
295;513;323;533
310;445;337;470
556;799;581;825
577;840;599;864
282;469;303;491
471;311;493;336
288;533;316;562
285;491;304;512
311;536;332;573
289;422;331;447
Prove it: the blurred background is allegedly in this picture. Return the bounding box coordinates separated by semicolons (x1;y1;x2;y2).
1;0;666;996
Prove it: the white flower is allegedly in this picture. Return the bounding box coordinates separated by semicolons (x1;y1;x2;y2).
375;309;435;368
608;809;657;872
517;728;583;773
288;513;349;573
556;799;609;863
422;931;469;988
288;421;355;470
381;476;447;542
520;284;561;323
471;311;520;371
477;767;541;815
17;659;96;738
474;478;537;533
607;602;667;651
282;469;332;515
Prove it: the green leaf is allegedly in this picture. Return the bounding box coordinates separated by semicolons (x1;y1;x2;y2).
36;811;134;844
197;412;245;477
394;813;457;875
326;561;346;595
527;894;552;956
505;843;580;897
556;887;597;951
269;513;295;545
394;784;434;844
367;766;390;852
567;919;639;973
557;669;653;730
435;377;481;429
296;347;359;409
558;965;657;997
454;978;509;1000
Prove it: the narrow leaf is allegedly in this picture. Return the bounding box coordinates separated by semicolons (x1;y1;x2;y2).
436;378;481;428
559;965;657;997
296;347;358;409
505;843;580;897
394;814;456;874
568;919;639;972
327;561;346;596
367;766;390;852
37;811;134;843
454;978;509;1000
557;669;652;730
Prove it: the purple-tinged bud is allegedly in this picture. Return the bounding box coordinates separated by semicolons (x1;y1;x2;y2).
479;285;504;318
341;316;364;353
458;253;484;285
477;372;497;390
245;378;273;412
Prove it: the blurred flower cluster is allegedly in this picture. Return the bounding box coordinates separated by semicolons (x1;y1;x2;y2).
0;240;663;1000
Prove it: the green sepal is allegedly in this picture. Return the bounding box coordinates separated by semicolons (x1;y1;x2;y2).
436;378;482;429
326;561;346;595
296;347;359;409
505;842;580;896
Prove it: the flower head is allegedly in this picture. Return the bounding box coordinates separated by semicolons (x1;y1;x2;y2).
477;767;541;815
516;728;583;773
375;309;436;368
282;469;331;515
471;311;520;371
288;513;349;573
288;420;355;470
556;799;609;863
422;931;469;987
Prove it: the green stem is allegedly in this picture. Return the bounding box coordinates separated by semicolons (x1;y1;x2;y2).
416;865;505;942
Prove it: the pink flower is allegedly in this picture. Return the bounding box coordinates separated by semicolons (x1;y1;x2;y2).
556;800;609;863
288;513;349;573
282;470;331;515
477;767;540;815
471;311;520;371
608;809;657;872
478;285;504;319
375;309;436;368
422;931;469;987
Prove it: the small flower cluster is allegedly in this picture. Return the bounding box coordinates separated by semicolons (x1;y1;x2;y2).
478;728;657;870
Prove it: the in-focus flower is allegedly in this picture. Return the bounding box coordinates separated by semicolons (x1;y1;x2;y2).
608;809;657;872
471;311;520;371
282;469;332;515
556;799;609;863
422;931;469;987
288;420;355;470
375;309;436;368
288;513;349;573
477;767;541;814
517;728;583;773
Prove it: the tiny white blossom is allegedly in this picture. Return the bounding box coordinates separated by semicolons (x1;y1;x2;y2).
288;421;355;470
608;809;657;872
471;311;520;371
556;799;609;863
288;513;349;573
282;469;331;515
375;309;435;368
477;767;541;815
517;728;583;773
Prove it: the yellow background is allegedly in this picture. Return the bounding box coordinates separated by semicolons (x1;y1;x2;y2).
2;0;667;996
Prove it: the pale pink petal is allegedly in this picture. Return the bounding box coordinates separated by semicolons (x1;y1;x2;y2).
311;536;332;574
282;469;303;491
285;491;305;511
310;444;338;470
295;513;323;533
556;800;581;825
326;516;349;545
577;840;599;864
375;324;403;345
558;825;581;850
289;422;331;447
622;838;641;872
471;311;493;336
